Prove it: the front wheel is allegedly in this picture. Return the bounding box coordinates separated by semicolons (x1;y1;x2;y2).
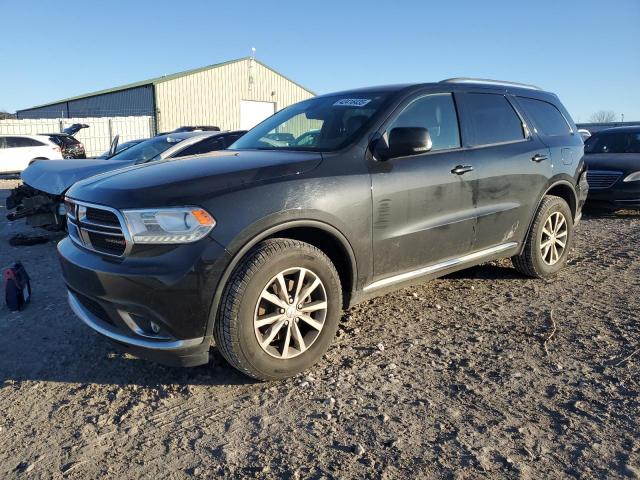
512;195;574;278
214;238;342;380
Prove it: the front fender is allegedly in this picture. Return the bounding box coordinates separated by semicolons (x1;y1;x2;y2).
203;214;359;342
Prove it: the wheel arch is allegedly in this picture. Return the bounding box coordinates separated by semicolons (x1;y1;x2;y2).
206;220;358;341
545;181;578;219
519;179;578;255
29;157;49;165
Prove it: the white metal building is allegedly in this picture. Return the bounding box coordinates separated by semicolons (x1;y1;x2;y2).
16;57;315;133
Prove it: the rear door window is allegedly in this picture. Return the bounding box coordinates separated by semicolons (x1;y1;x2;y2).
387;93;461;151
518;97;571;137
5;137;42;148
462;93;525;146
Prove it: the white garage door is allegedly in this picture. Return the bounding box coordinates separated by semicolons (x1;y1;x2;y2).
240;100;276;130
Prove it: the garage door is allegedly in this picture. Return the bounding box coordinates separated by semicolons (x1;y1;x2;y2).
240;100;276;130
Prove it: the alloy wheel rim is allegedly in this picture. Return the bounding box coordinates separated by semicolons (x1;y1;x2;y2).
253;267;328;359
540;211;568;266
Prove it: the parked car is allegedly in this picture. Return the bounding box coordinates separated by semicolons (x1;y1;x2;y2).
95;137;145;159
0;134;64;174
6;130;246;228
58;79;587;380
158;126;221;135
42;133;87;159
583;126;640;210
38;123;89;159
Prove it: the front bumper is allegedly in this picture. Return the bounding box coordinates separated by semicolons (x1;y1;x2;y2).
586;180;640;210
58;235;232;367
6;184;65;229
575;170;589;222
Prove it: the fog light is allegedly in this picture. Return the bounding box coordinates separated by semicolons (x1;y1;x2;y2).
150;321;161;334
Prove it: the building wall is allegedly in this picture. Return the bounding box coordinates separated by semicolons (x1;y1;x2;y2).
17;85;154;120
154;59;314;132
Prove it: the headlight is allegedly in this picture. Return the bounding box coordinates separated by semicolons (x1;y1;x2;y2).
623;171;640;182
122;207;215;244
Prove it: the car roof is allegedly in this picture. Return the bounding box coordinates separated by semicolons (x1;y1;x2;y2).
157;131;219;140
0;133;52;140
314;80;555;99
158;130;246;140
592;126;640;134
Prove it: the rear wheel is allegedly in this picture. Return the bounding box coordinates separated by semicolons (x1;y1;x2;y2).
512;195;574;278
214;238;342;380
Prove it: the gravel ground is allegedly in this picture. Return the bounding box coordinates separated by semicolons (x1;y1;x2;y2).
0;178;638;479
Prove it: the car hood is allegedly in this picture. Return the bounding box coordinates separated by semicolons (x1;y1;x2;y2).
22;159;132;195
584;153;640;173
66;150;323;208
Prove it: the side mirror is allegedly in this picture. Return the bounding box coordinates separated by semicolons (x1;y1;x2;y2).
378;127;432;160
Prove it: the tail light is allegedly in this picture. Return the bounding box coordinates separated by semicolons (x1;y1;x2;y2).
52;145;61;153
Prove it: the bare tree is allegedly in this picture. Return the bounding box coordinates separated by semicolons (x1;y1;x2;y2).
588;110;618;123
0;110;15;120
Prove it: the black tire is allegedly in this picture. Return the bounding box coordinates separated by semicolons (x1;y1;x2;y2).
214;238;342;381
512;195;574;278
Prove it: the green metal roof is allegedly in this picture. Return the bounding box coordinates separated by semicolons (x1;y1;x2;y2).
20;57;315;111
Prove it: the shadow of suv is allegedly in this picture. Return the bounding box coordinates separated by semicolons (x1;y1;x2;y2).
58;79;588;380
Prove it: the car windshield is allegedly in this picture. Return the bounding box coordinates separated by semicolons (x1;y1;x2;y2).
108;136;183;162
585;131;640;154
229;93;394;152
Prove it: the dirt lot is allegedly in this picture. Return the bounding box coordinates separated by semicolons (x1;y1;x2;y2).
0;178;638;479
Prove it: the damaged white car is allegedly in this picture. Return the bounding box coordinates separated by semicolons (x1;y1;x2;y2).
6;130;246;229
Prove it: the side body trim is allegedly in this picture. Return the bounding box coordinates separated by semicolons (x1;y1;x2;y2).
363;242;518;292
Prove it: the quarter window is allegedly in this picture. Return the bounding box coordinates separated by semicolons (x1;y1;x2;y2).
518;97;571;137
463;93;525;146
388;93;461;151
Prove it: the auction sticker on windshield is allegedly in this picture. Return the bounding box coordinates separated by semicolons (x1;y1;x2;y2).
333;98;372;107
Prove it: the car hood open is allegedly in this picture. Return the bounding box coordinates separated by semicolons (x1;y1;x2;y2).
66;150;323;208
21;159;132;195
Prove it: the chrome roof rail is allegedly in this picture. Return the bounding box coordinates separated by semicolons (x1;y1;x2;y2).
440;77;543;91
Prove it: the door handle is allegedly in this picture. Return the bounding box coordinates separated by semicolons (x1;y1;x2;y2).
451;165;474;175
532;154;549;162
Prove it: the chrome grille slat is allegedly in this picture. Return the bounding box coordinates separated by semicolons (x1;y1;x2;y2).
586;170;622;190
80;226;126;237
65;198;131;257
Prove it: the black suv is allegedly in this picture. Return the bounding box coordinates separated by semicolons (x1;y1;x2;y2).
59;79;588;380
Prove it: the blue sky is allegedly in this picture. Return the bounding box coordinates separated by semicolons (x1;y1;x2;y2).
1;0;638;122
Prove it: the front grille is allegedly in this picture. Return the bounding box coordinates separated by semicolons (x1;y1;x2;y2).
86;207;119;226
87;231;127;255
66;199;130;257
586;170;623;190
